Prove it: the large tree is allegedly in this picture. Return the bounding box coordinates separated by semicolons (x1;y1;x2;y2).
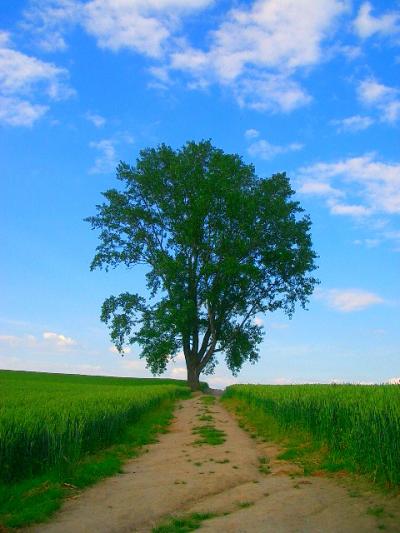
87;140;318;390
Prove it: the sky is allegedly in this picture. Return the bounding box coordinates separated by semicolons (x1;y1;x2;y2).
1;0;399;388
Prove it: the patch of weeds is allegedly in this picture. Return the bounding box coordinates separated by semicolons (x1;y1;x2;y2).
174;480;187;485
200;396;216;406
192;425;226;446
232;465;239;470
277;449;303;461
198;415;213;422
152;512;217;533
237;501;254;509
377;524;386;530
367;506;385;518
348;489;361;498
215;459;230;464
193;462;202;467
258;456;271;475
253;480;260;484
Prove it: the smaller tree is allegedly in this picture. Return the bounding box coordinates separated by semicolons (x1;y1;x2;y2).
87;140;318;390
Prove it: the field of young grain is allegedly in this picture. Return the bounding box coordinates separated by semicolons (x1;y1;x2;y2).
224;384;400;486
0;370;189;484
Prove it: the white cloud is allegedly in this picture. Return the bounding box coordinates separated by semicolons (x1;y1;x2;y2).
354;2;400;40
298;154;400;216
298;181;343;197
89;138;117;174
22;0;79;51
358;78;396;105
0;96;48;126
317;288;384;312
388;377;400;385
0;331;77;350
248;138;303;160
109;345;132;354
0;30;73;126
43;331;76;346
358;78;400;124
233;73;311;113
169;0;347;113
332;114;374;132
353;238;380;248
327;200;372;217
85;111;106;127
244;128;259;139
25;0;214;58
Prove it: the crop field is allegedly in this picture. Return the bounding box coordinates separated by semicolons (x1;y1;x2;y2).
0;370;189;484
224;384;400;487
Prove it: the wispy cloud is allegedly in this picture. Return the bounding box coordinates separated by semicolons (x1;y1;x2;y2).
317;288;384;312
43;331;76;347
354;2;400;40
358;78;400;124
24;0;214;57
298;153;400;217
85;111;106;127
89;139;117;174
248;138;303;160
0;30;73;126
168;0;347;112
332;114;374;132
0;331;77;350
244;128;260;139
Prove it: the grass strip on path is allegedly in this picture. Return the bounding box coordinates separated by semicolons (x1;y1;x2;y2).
152;512;217;532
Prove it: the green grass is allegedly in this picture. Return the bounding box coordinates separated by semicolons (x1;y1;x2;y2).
199;395;216;405
223;384;400;487
237;501;254;509
0;398;177;529
152;512;217;532
0;370;189;484
192;424;226;446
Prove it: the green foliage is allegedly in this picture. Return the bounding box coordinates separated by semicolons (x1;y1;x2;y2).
86;140;318;387
0;397;177;529
0;370;189;484
223;384;400;486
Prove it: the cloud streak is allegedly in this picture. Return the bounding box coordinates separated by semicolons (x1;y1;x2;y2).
317;288;384;312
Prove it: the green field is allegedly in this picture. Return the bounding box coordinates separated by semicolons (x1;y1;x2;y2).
0;370;191;527
0;370;189;483
223;384;400;487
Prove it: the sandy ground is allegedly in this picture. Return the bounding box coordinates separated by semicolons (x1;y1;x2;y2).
29;395;400;533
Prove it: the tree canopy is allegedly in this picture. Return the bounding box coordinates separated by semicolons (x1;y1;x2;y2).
87;140;318;389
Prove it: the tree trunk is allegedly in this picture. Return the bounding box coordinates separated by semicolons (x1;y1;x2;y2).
187;363;200;391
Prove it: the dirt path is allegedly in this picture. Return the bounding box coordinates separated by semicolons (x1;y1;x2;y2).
30;395;400;533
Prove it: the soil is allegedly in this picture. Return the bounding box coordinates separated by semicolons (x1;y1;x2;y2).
28;395;400;533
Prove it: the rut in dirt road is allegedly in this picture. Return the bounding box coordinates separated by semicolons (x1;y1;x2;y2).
29;395;400;533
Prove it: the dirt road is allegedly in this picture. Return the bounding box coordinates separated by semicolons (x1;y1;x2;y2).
30;395;400;532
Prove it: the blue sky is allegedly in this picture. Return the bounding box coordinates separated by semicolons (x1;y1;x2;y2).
1;0;399;387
